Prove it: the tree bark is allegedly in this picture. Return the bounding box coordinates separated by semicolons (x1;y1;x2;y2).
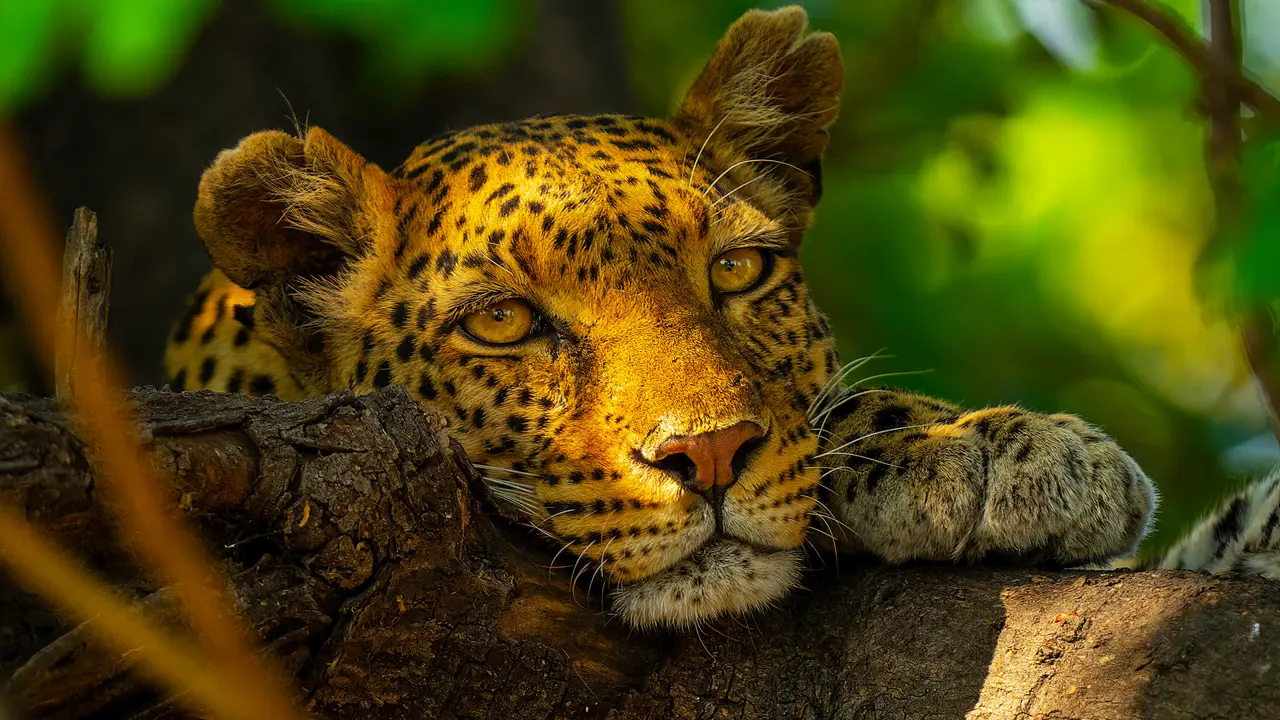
1;387;1278;720
54;208;110;403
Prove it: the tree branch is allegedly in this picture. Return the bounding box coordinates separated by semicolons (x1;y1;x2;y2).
3;387;1280;719
1089;0;1280;123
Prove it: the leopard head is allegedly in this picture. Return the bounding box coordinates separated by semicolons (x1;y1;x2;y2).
192;6;843;629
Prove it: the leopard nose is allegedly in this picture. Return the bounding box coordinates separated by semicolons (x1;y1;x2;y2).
652;421;765;495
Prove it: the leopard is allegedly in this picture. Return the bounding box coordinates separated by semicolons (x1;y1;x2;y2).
164;6;1280;630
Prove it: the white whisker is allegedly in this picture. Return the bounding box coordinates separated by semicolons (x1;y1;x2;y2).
688;115;729;189
809;510;841;574
587;539;615;600
809;497;857;537
807;451;904;469
809;388;899;432
474;463;546;478
547;539;578;575
523;519;560;541
847;368;934;389
570;542;598;607
806;351;888;418
816;423;935;458
703;158;811;197
709;174;767;213
806;521;836;543
532;508;576;526
482;477;537;494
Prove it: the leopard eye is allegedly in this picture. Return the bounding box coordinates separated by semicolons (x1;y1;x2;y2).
710;248;768;294
461;299;535;345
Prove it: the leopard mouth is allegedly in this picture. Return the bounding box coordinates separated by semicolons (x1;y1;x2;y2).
609;538;803;630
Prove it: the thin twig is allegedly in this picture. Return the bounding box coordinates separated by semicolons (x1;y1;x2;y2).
0;124;304;719
1088;0;1280;123
0;508;291;720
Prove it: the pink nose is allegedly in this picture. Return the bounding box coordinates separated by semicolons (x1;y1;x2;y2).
654;421;764;494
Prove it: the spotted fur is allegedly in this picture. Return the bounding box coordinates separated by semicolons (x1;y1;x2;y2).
163;6;1273;630
1156;472;1280;578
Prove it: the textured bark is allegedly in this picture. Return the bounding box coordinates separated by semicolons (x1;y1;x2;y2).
1;387;1278;720
54;207;111;402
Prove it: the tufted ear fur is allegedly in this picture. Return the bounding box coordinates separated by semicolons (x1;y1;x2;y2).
193;127;395;390
194;126;390;290
676;6;843;208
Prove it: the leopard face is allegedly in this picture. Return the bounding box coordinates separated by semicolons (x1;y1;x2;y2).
179;6;843;629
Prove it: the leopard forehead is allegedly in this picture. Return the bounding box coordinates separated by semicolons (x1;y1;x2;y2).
386;114;796;298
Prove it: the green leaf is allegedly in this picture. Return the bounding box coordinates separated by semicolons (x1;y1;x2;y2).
270;0;519;80
80;0;213;96
0;0;56;112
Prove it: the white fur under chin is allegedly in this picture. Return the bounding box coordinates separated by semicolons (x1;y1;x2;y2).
610;541;802;630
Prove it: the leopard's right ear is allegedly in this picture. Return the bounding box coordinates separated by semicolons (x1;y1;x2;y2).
675;7;842;210
194;127;393;289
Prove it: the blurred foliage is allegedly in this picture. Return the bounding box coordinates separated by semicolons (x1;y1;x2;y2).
5;0;1280;554
1227;139;1280;304
267;0;522;91
0;0;215;110
0;0;522;113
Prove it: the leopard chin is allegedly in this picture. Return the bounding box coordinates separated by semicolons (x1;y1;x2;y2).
610;541;803;630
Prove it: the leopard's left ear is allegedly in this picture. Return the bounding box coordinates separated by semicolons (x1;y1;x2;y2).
676;6;842;209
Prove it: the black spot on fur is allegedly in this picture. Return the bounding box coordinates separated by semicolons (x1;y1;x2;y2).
250;375;275;395
468;164;488;192
232;304;255;329
397;335;416;362
417;372;438;400
486;183;515;203
440;141;477;166
437;249;458;277
872;405;912;434
1211;497;1248;559
199;358;217;384
407;253;431;279
392;302;409;328
373;361;392;389
995;418;1030;457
